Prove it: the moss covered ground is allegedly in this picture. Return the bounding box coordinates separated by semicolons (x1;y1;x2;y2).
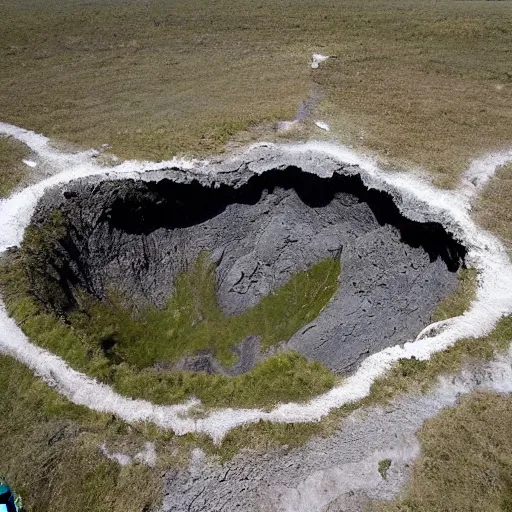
1;249;339;409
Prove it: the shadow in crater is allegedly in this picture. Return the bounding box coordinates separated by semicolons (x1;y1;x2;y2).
105;167;466;271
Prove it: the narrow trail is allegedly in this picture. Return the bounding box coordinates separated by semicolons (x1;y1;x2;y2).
1;122;512;442
162;348;512;511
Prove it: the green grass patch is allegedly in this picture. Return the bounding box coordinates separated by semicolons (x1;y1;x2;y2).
1;249;339;409
0;136;29;198
71;251;341;367
378;459;392;480
115;351;336;409
431;267;478;323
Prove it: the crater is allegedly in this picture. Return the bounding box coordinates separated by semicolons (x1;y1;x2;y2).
19;165;465;376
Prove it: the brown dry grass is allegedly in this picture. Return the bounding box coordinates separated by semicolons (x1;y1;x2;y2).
474;162;512;251
0;353;168;512
0;0;511;185
376;392;512;512
0;136;29;197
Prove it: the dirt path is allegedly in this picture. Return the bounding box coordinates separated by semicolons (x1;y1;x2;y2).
162;350;512;511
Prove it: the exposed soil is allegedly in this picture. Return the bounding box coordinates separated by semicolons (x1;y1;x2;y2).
25;164;464;374
161;350;512;512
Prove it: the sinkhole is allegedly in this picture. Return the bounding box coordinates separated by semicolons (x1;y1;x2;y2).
14;165;466;377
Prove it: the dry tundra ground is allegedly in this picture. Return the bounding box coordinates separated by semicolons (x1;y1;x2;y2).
0;0;512;510
1;0;511;185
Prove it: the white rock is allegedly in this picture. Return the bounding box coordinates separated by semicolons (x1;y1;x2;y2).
315;121;330;131
311;54;329;69
22;159;37;168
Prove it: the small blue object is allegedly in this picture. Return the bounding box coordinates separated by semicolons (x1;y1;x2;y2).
0;482;19;512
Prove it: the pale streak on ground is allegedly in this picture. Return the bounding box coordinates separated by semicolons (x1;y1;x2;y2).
162;348;512;511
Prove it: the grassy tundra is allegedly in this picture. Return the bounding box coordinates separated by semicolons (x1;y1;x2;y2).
0;0;512;510
0;0;511;186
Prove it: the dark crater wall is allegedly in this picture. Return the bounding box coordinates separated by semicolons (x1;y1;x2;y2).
26;167;465;374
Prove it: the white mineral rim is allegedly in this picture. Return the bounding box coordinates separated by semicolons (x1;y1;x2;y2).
1;121;512;443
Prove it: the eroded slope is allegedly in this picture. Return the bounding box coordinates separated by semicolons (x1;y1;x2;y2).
22;166;464;374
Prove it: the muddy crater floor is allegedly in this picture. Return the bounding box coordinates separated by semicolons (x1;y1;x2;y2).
25;165;465;374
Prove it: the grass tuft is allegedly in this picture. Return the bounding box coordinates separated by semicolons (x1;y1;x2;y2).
430;267;478;323
0;136;30;198
378;459;392;480
1;250;340;408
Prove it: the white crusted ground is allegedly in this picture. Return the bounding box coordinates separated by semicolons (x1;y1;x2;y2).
1;122;512;442
311;53;329;69
161;347;512;511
